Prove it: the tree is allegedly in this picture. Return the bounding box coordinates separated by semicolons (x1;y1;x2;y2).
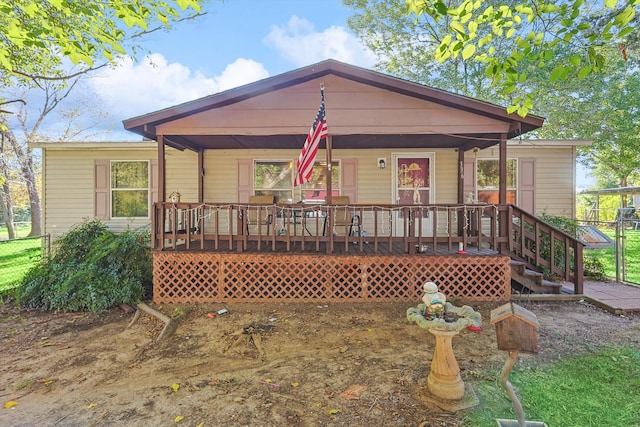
406;0;640;116
0;0;207;236
344;0;511;100
0;1;204;78
345;0;640;195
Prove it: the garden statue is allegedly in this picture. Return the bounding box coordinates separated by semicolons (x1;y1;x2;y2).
422;281;446;320
407;281;482;407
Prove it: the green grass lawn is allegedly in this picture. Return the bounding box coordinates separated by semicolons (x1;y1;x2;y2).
585;228;640;284
0;237;42;295
0;224;32;240
461;346;640;426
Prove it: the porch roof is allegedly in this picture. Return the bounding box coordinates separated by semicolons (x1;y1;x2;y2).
123;59;544;152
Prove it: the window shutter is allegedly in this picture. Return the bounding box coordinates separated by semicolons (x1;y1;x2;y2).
237;159;252;203
341;158;357;201
463;158;476;202
94;160;109;219
150;159;159;204
519;158;535;213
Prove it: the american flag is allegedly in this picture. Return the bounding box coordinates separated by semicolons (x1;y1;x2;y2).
293;88;328;187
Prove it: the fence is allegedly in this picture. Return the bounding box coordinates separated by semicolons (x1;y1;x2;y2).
0;234;50;295
582;219;639;285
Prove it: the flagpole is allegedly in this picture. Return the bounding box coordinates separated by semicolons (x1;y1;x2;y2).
326;134;332;205
320;83;331;205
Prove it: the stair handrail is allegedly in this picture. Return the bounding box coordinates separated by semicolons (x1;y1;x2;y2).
503;205;584;294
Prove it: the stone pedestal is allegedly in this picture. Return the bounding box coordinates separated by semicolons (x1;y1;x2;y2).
427;329;465;400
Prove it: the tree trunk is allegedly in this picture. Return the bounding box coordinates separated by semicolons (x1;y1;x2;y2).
22;159;42;236
0;175;16;239
1;122;42;237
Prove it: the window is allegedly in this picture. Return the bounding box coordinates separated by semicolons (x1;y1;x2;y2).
253;160;341;203
476;159;517;204
111;161;149;218
300;161;340;202
254;160;294;203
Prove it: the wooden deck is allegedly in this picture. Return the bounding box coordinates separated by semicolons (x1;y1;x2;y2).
151;202;584;303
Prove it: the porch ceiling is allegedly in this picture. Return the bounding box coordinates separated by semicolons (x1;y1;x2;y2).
161;133;505;152
125;59;544;153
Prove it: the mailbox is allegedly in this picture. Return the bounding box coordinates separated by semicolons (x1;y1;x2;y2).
490;302;540;354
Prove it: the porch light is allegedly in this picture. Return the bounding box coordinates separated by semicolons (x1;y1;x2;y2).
378;158;386;169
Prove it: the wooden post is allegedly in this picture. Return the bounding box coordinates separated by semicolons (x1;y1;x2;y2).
499;134;507;205
198;149;204;203
457;148;465;204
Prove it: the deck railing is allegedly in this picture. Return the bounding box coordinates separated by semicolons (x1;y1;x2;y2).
152;202;583;292
506;205;584;293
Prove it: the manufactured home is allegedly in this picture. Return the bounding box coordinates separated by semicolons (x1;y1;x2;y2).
34;60;585;303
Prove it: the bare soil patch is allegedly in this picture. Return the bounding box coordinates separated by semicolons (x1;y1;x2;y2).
1;299;639;426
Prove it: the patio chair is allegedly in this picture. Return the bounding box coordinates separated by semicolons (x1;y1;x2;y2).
323;196;361;236
246;195;274;235
615;207;640;230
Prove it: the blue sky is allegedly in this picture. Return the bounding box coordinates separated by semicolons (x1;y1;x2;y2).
87;0;374;138
80;0;592;188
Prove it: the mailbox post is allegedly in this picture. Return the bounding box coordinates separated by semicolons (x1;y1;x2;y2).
490;302;547;427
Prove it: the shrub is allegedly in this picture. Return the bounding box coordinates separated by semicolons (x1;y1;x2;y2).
583;252;607;281
17;220;152;312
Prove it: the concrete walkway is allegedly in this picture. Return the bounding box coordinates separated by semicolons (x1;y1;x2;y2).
544;280;640;314
577;280;640;314
516;280;640;315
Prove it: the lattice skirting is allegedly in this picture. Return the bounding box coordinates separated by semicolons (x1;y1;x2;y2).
153;252;511;304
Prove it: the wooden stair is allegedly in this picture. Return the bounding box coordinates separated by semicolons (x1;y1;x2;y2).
510;260;563;294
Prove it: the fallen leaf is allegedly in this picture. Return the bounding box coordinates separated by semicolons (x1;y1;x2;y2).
291;382;300;387
174;415;184;423
196;423;204;427
328;408;341;415
171;383;180;392
4;401;18;409
87;403;97;409
340;384;367;400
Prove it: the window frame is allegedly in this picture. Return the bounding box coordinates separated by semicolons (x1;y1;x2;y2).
110;160;151;219
252;159;342;203
475;158;518;205
253;159;295;203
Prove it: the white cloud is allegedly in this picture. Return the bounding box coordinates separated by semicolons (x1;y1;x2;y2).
216;58;270;92
264;16;377;68
89;54;270;119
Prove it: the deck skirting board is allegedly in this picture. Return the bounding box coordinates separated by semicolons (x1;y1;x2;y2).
153;252;511;304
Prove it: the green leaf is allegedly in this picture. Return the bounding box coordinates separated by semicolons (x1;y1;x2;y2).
618;27;634;37
450;20;466;35
462;43;476;60
550;65;565;82
569;55;581;66
517;106;529;118
613;7;635;27
604;0;618;7
578;65;592;79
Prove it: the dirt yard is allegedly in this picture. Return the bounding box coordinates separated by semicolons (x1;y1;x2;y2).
1;298;639;427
